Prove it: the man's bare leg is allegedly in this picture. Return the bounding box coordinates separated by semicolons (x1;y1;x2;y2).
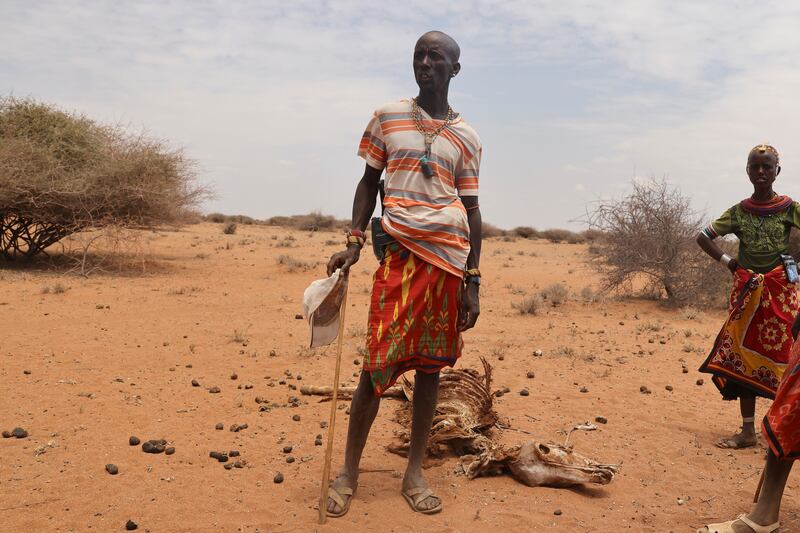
719;393;757;448
327;371;381;515
701;450;794;532
402;370;441;512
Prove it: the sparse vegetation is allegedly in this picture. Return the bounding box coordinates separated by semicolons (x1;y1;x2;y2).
541;228;584;244
681;306;701;320
222;223;237;235
540;283;569;306
276;254;315;272
513;294;544;315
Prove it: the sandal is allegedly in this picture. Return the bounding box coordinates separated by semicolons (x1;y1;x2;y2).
401;486;443;515
326;484;356;518
698;514;780;533
716;433;757;450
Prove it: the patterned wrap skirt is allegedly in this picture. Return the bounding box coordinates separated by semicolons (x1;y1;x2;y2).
764;338;800;459
363;242;463;396
700;266;799;399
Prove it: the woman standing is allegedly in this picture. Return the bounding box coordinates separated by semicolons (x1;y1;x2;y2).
697;144;800;449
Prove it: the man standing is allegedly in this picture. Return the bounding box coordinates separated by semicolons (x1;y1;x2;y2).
325;30;482;517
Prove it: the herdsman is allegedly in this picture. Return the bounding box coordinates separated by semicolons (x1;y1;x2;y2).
325;30;482;517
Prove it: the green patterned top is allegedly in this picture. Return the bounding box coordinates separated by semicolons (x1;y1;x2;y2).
708;202;800;273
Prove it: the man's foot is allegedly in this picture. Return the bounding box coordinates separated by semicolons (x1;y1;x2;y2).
401;472;442;514
326;474;357;518
716;430;757;449
697;513;779;532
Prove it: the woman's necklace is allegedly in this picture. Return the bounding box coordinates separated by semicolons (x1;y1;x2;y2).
411;98;455;178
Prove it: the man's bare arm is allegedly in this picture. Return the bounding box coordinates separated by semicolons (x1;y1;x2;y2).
458;195;481;331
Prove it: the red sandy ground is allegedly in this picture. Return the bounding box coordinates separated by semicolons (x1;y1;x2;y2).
1;223;798;532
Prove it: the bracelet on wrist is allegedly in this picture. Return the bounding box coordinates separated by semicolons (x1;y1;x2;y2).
720;254;732;267
345;229;366;248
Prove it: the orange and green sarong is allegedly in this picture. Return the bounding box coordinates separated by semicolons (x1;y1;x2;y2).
700;266;799;399
363;242;463;396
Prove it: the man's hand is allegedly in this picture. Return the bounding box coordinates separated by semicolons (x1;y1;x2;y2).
727;257;739;274
327;246;361;276
458;282;480;331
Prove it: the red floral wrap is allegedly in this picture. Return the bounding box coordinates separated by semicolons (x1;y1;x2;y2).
363;243;463;396
763;339;800;459
700;266;799;399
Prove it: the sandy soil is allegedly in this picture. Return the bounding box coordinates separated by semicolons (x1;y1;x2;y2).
1;222;798;532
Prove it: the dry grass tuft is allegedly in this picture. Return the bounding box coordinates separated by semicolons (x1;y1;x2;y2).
513;294;544;315
540;283;569;306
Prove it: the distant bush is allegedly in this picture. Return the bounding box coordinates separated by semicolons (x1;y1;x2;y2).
541;228;585;244
222;223;237;235
266;211;349;232
482;221;506;238
0;96;208;260
586;178;730;307
511;226;541;239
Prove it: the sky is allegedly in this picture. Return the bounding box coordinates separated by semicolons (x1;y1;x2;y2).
4;1;800;229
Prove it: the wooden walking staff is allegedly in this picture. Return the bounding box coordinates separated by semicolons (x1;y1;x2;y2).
317;282;348;524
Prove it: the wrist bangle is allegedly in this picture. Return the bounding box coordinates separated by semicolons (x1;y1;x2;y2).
720;254;732;267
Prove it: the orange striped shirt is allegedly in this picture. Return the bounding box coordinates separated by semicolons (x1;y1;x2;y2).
358;99;481;277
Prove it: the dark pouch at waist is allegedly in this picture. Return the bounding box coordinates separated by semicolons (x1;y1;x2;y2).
781;254;798;283
371;217;396;261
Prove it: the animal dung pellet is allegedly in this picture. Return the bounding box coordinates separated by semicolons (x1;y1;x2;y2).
129;436;140;446
105;464;119;475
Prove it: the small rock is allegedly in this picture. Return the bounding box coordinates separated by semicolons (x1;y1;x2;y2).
533;350;543;357
230;423;248;432
244;384;253;390
269;349;277;356
11;427;28;439
286;456;295;463
209;451;229;463
353;359;360;365
274;472;284;483
494;390;504;397
191;379;200;387
230;373;238;380
696;379;704;386
320;421;328;429
125;519;138;531
294;314;303;320
1;431;11;438
23;370;31;375
224;463;234;470
283;445;293;453
296;375;302;381
315;435;322;446
165;447;175;455
682;366;689;374
519;389;530;396
595;416;608;424
554;509;562;516
229;450;240;457
639;386;651;394
105;463;119;475
292;414;301;422
209;386;221;394
526;371;535;379
580;387;588;393
234;461;244;468
215;422;224;430
129;436;140;446
665;385;674;392
142;441;156;453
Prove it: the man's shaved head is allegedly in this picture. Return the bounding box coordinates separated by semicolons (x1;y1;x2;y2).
417;31;460;63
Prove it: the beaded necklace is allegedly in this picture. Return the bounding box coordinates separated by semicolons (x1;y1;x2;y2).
411;98;455;178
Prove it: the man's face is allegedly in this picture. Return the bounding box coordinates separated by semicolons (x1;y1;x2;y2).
747;151;780;188
413;35;458;92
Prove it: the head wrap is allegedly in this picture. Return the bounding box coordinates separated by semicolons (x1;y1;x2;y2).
749;143;780;165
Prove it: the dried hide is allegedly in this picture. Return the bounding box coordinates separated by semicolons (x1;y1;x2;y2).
389;357;619;488
460;440;619;488
388;357;497;457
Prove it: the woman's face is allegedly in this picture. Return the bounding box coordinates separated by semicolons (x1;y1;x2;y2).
747;151;780;190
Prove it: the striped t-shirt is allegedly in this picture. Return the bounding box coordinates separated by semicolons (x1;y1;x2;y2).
358;99;482;278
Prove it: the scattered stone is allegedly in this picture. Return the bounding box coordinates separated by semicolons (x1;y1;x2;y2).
286;456;295;463
533;350;543;357
209;386;221;394
498;355;505;361
696;379;704;386
494;390;504;398
234;461;244;468
209;451;229;463
125;519;138;531
11;427;28;439
142;441;165;454
106;464;119;475
682;366;689;374
229;450;240;457
244;384;253;390
129;436;140;446
215;422;224;430
320;421;328;429
165;447;175;455
353;359;360;365
230;423;249;432
639;386;651;394
526;371;535;379
659;339;667;345
2;431;11;438
315;435;322;446
191;379;200;387
520;388;530;396
224;463;234;470
274;472;284;483
296;375;302;380
554;509;562;516
665;385;674;392
23;370;31;375
283;445;293;453
595;416;608;424
230;373;238;380
294;314;303;319
269;349;277;357
292;414;301;422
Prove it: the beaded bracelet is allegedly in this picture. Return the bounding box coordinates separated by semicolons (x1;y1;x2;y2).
346;229;366;248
